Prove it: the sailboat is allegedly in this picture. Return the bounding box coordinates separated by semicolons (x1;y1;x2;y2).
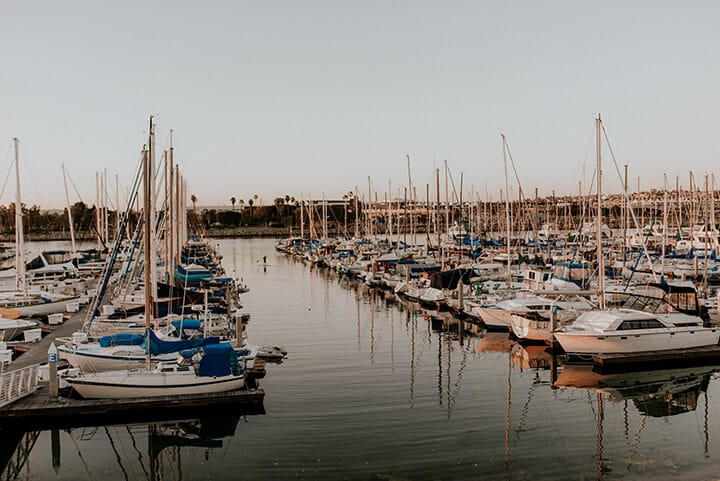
65;119;246;399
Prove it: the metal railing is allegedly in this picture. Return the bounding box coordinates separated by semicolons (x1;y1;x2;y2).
0;364;39;408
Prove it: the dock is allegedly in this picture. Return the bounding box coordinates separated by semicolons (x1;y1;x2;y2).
0;384;264;431
592;345;720;372
7;308;88;369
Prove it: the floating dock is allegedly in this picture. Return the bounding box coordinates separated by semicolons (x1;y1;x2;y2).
0;384;265;431
592;345;720;372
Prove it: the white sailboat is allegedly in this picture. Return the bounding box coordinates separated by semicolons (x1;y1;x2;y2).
65;120;246;399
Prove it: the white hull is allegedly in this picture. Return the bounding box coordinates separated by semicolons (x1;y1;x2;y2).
510;314;553;342
0;319;37;341
554;327;720;356
474;307;512;329
67;370;246;399
13;296;81;317
59;342;257;372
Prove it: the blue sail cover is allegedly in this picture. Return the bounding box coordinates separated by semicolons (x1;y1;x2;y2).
98;333;145;347
198;343;239;377
142;329;220;355
171;319;202;332
174;264;212;284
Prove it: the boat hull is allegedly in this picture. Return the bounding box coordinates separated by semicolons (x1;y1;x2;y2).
554;328;720;356
510;314;552;342
66;371;246;399
474;307;512;330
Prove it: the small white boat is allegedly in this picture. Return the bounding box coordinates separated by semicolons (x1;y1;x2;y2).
65;343;246;399
0;317;37;341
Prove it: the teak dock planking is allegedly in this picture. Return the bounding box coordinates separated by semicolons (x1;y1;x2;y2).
0;307;265;431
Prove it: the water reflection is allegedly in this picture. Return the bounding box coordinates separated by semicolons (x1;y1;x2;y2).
0;411;248;481
555;364;716;417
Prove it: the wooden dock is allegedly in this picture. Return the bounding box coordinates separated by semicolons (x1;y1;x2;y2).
592;345;720;372
0;384;265;431
8;308;88;369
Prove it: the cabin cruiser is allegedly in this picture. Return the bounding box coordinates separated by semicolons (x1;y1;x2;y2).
554;282;720;357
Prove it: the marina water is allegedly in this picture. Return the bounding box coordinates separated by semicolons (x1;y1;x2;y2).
10;238;720;480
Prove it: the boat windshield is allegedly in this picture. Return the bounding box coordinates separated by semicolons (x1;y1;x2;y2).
622;295;663;313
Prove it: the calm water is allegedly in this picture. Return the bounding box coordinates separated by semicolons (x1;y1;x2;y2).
8;238;720;480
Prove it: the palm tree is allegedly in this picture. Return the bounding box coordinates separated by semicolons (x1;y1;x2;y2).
238;199;245;211
274;197;285;220
248;198;254;215
191;194;198;212
230;196;236;211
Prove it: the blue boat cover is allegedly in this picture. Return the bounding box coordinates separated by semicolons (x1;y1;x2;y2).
99;333;145;347
199;343;239;377
171;319;202;331
142;329;219;355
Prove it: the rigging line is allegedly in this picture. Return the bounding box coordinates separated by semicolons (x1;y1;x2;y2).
104;427;130;481
0;158;14;203
65;166;87;205
69;431;98;481
627;414;648;468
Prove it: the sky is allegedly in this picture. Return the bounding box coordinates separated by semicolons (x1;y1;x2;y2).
1;0;719;209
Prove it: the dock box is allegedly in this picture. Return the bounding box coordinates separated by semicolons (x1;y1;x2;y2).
23;328;42;343
66;301;80;313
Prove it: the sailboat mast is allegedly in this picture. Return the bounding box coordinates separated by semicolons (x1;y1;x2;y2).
14;138;26;296
143;128;154;369
596;114;606;310
501;134;512;286
62;163;77;258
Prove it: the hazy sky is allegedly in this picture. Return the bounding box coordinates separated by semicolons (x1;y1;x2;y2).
1;1;719;209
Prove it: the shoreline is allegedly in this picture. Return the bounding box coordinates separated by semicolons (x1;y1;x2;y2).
0;226;296;242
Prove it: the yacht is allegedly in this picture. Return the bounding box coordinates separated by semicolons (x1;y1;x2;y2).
554;282;720;357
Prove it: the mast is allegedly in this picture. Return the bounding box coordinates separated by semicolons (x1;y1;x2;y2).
168;131;175;286
300;193;304;239
595;114;606;310
62;163;77;259
143;137;153;369
148;118;157;303
13;138;26;296
501;134;512;286
444;160;449;235
622;164;628;264
436;168;441;264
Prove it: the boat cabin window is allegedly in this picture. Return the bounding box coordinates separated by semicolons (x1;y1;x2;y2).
616;319;664;330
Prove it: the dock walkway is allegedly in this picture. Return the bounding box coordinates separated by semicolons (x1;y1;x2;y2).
8;308;87;370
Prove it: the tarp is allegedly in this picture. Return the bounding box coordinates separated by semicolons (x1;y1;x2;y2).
198;343;239;377
98;333;144;347
142;329;219;355
429;268;476;290
171;319;202;332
